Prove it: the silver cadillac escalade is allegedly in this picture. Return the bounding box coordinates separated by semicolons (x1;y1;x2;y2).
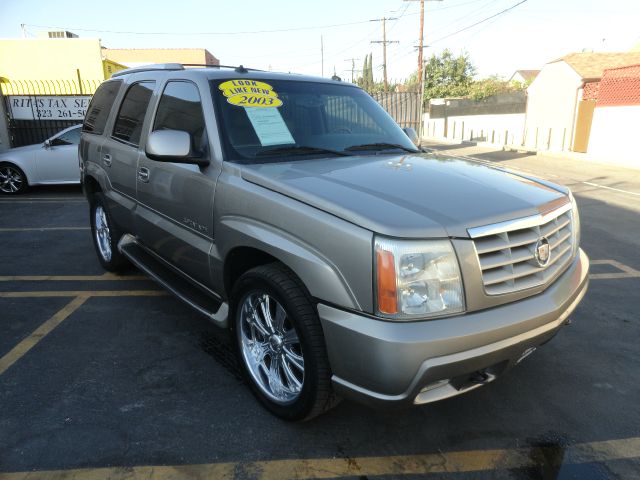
80;63;589;421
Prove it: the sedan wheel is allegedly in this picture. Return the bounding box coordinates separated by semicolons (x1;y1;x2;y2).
0;165;27;194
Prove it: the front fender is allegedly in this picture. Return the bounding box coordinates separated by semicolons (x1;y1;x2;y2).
0;154;36;185
216;216;361;311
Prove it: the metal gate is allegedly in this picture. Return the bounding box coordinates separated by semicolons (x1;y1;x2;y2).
370;91;422;132
1;79;100;147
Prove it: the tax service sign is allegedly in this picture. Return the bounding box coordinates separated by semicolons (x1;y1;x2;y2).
7;95;92;120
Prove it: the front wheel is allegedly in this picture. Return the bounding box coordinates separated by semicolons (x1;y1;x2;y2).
232;264;337;421
89;193;128;272
0;163;27;194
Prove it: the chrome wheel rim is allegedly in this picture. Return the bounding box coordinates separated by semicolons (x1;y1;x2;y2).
0;166;24;193
239;292;304;404
94;205;112;262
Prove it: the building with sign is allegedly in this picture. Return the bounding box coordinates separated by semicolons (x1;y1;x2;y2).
103;48;219;68
0;34;126;149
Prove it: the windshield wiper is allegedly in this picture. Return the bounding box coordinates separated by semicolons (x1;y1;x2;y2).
344;142;418;153
255;145;352;157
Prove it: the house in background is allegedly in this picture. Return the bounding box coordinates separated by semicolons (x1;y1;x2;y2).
587;63;640;165
104;48;220;69
508;70;539;84
524;52;640;152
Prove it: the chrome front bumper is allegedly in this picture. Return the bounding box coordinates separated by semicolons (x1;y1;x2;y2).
318;249;590;408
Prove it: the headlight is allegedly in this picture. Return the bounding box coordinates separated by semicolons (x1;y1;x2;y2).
374;237;465;320
569;190;581;256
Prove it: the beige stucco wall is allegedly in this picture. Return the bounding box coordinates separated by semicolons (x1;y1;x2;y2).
0;38;107;81
588;105;640;166
524;62;583;152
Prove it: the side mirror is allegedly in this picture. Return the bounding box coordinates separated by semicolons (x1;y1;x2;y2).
43;139;51;149
402;127;419;146
146;130;209;166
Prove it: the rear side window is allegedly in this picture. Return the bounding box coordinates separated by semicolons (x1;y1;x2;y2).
112;81;155;146
82;80;122;135
153;81;207;155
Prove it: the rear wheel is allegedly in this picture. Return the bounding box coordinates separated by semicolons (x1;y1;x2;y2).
0;163;27;194
89;193;128;272
232;264;337;421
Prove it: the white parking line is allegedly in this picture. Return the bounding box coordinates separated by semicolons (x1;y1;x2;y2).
581;181;640;198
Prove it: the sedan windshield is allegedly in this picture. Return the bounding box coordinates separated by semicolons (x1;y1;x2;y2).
211;78;418;163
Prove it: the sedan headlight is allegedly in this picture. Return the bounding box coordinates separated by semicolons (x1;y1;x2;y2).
374;237;465;320
569;190;581;257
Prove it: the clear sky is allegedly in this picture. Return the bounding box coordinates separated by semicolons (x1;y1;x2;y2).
2;0;639;81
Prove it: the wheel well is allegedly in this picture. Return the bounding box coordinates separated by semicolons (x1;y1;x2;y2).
224;247;279;297
83;174;101;199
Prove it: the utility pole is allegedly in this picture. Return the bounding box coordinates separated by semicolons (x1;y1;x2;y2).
344;58;361;83
371;17;399;92
404;0;443;82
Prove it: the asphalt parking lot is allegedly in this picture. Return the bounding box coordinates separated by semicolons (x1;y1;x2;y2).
1;151;639;479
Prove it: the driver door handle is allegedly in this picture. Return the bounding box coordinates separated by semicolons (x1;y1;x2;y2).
102;154;112;167
138;167;150;183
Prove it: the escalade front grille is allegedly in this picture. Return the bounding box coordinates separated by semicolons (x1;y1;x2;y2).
468;202;575;295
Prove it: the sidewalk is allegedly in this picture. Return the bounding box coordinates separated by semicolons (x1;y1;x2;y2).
421;139;640;211
421;136;640;171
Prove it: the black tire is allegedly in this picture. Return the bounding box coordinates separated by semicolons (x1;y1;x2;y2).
231;263;338;421
0;163;28;195
89;192;128;272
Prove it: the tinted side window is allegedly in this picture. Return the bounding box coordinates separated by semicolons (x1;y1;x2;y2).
153;81;207;154
83;80;122;135
112;81;155;146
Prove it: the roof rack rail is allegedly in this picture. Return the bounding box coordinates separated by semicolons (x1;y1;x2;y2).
112;63;184;78
181;64;264;73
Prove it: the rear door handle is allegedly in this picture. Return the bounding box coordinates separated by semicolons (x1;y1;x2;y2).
138;167;150;183
102;154;112;167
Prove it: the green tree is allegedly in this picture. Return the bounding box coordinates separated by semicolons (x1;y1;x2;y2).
422;49;476;102
467;76;528;100
367;53;374;89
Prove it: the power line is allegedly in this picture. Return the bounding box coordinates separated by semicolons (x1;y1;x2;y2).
429;0;529;45
24;19;375;36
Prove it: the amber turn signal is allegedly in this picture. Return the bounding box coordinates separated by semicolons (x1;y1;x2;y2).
376;249;397;314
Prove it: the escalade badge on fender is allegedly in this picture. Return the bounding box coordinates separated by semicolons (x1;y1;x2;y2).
534;237;551;267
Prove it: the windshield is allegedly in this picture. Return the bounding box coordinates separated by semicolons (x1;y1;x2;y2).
211;79;418;163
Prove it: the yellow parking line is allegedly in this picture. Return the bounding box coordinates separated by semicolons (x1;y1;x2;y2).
0;272;148;281
0;227;90;232
0;295;88;376
0;200;86;204
0;436;638;479
0;197;82;201
0;290;165;298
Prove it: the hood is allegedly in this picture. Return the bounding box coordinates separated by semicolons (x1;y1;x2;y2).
241;153;568;238
0;143;42;160
7;143;43;154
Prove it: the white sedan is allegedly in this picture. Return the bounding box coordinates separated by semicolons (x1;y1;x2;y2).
0;124;82;194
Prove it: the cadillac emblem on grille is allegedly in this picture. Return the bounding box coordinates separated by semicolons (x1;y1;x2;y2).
534;237;551;267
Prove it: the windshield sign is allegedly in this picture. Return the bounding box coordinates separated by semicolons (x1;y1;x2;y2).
211;79;418;163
